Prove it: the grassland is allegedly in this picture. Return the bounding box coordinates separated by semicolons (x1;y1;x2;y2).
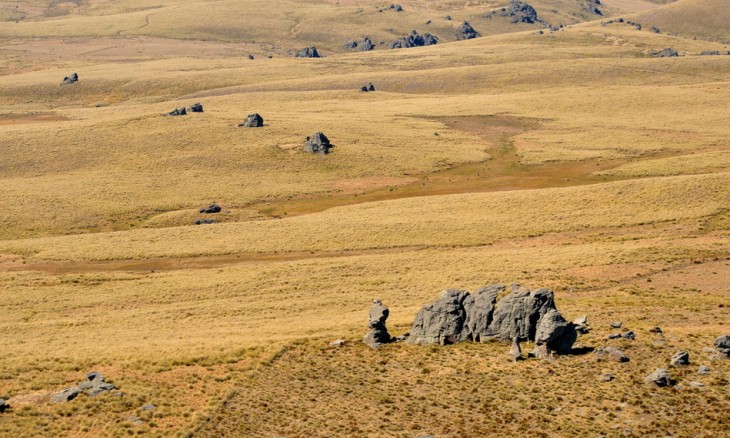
0;0;728;436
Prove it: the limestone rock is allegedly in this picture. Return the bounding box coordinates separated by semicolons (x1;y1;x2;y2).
168;107;187;116
654;48;678;58
363;299;391;348
670;351;690;367
463;284;502;342
599;373;615;382
645;368;674;387
239;113;264;128
52;386;82;403
610;321;622;329
697;365;711;374
345;37;375;51
531;309;576;358
141;404;156;411
304;132;332;154
407;289;471;345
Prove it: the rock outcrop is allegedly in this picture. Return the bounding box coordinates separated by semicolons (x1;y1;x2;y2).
295;47;320;58
304;132;332;154
0;399;7;413
188;103;204;113
345;37;375;51
239;113;264;127
62;73;78;84
714;335;730;359
363;299;392;348
670;351;690;367
508;337;523;362
199;203;221;214
52;372;118;402
456;22;480;40
654;48;678;58
389;30;438;49
407;284;578;356
488;0;540;24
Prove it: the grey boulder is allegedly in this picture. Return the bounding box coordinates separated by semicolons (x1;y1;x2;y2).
363;299;391;348
407;289;472;345
239;113;264;128
645;368;674;387
670;351;690;367
596;346;629;363
714;335;730;359
295;47;320;58
304;132;332;154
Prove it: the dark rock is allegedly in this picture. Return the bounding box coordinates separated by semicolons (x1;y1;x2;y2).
670;351;690;367
596;346;629;363
303;131;332;154
194;219;218;225
623;330;636;340
389;30;438;49
239;113;264;128
444;15;452;21
0;399;8;413
62;72;78;84
649;326;663;335
168;107;187;116
456;21;480;40
344;37;374;51
407;289;472;345
426;20;432;25
531;308;576;358
700;51;730;56
714;335;730;359
503;0;539;24
645;368;674;387
697;365;711;374
389;4;403;12
599;373;615;382
463;284;502;342
199;203;221;214
650;26;660;33
87;371;104;382
508;337;524;362
247;54;254;60
367;83;375;92
295;47;321;58
581;0;602;15
363;299;392;348
188;103;204;113
654;48;678;58
361;86;369;92
610;321;622;329
52;386;82;403
141;404;156;411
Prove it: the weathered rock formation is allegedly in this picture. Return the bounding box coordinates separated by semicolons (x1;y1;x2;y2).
295;47;320;58
389;30;438;49
363;299;392;348
188;103;204;113
199;203;221;214
62;73;78;84
52;372;118;403
456;21;480;40
645;368;674;387
407;284;578;356
239;113;264;127
670;351;690;367
304;132;332;154
714;335;730;359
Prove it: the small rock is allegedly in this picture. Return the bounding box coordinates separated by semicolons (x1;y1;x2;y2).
141;404;156;411
596;346;630;363
188;103;204;113
670;351;690;367
649;326;663;335
610;321;622;329
654;48;678;58
329;339;346;346
0;398;8;413
599;373;615;382
393;334;409;342
295;47;320;58
87;371;104;382
194;219;218;225
697;365;711;374
456;21;480;40
623;330;636;340
199;203;221;214
573;315;590;334
444;15;452;20
247;54;254;60
645;368;674;387
62;72;78;84
87;382;117;397
239;113;264;128
303;131;333;154
650;26;660;33
168;107;187;116
128;415;145;426
367;83;375;92
607;333;623;339
52;386;82;403
689;381;705;388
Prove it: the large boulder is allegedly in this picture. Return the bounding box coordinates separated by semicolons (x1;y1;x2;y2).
188;103;204;113
239;113;264;128
531;308;577;358
714;335;730;359
456;21;480;40
304;132;332;154
295;47;320;58
345;37;374;51
199;203;221;214
363;299;392;348
407;289;472;345
485;285;556;341
595;346;629;363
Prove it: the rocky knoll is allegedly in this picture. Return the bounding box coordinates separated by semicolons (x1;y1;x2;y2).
407;284;579;357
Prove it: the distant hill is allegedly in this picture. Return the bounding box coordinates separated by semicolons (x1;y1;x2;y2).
635;0;730;43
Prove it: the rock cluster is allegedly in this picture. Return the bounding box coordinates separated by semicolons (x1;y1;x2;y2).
360;83;376;92
456;22;480;40
714;335;730;359
62;73;78;84
344;37;375;51
295;47;320;58
654;48;679;58
389;30;438;49
407;284;580;357
199;203;221;214
700;50;730;56
363;299;392;348
239;113;264;128
51;372;118;403
304;132;332;154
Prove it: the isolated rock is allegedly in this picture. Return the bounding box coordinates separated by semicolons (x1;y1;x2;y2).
188;103;204;113
199;203;221;214
360;83;375;92
649;326;663;335
389;30;438;49
0;399;7;413
62;72;78;84
194;219;218;225
52;386;82;403
697;365;711;374
168;107;187;116
610;321;622;329
596;346;630;363
238;113;264;128
607;333;623;339
247;54;254;60
456;21;480;40
650;26;660;33
295;47;320;58
670;351;690;367
303;132;332;154
329;339;346;347
407;289;472;345
645;368;674;387
689;381;705;388
363;299;392;348
508;337;524;362
367;83;375;91
714;335;730;359
599;373;615;382
654;48;678;58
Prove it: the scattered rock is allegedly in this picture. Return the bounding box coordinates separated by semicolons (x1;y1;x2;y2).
389;30;438;49
610;321;622;329
596;346;629;363
168;107;187;116
650;26;660;33
239;113;264;128
700;50;730;56
62;72;78;84
329;339;346;347
503;0;540;24
599;373;615;382
714;335;730;359
360;82;376;92
573;315;590;334
188;103;204;113
199;203;221;214
444;15;452;21
344;37;374;51
654;48;678;58
607;333;623;340
0;399;8;413
51;387;82;403
363;299;392;348
649;326;663;335
456;21;480;40
581;0;602;15
194;219;218;225
295;47;321;58
645;368;674;387
141;404;156;411
670;351;690;367
303;131;333;154
508;337;524;362
697;365;711;375
623;330;636;340
389;4;403;12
